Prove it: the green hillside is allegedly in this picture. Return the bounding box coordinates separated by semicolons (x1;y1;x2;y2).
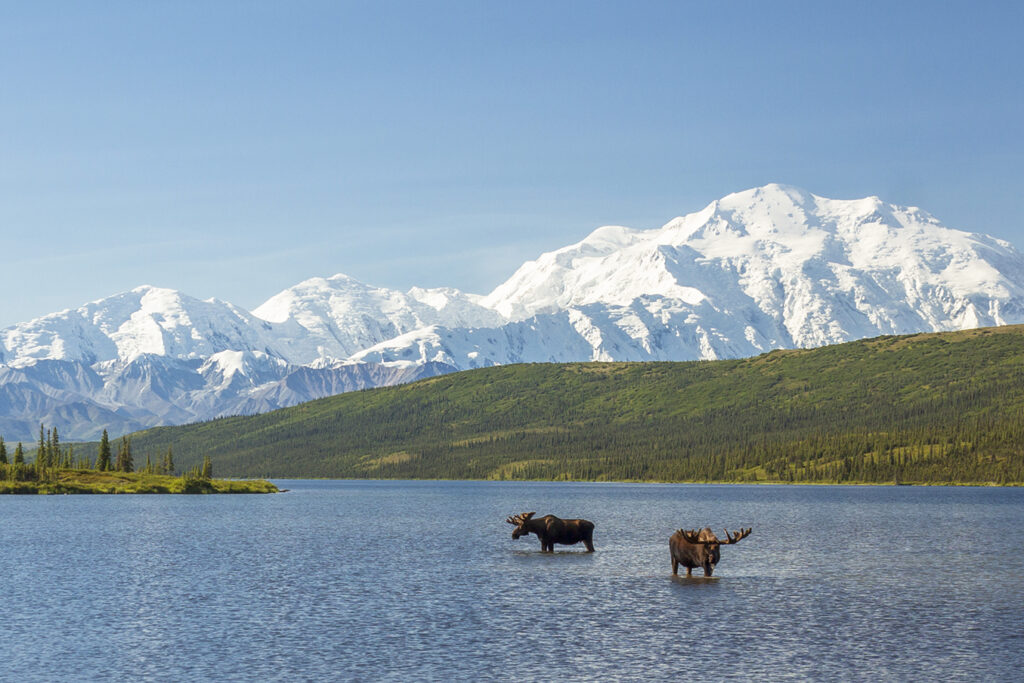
126;325;1024;485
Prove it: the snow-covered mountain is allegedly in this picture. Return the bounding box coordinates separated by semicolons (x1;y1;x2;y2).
252;273;504;362
484;184;1024;345
4;183;1024;440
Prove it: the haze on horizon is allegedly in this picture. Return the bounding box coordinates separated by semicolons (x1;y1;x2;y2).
2;1;1022;329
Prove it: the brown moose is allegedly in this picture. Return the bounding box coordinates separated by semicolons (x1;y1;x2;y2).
506;512;595;552
670;527;752;576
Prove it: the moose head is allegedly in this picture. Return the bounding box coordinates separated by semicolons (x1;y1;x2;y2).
670;527;752;577
506;512;536;539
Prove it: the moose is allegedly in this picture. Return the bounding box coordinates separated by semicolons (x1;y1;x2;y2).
505;512;595;552
669;526;752;577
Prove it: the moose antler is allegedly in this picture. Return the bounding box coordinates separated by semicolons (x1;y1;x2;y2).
678;527;752;544
720;527;752;544
505;512;536;525
678;528;704;544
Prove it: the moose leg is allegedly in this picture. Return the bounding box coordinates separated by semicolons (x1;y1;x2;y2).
584;539;594;552
685;566;693;577
672;558;679;575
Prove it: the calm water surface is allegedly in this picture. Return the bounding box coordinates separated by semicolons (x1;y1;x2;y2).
1;481;1022;681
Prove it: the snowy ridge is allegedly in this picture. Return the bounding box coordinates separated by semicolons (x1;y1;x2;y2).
252;273;503;362
4;183;1024;439
1;286;281;366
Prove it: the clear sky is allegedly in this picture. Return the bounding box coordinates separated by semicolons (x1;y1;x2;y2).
2;1;1022;329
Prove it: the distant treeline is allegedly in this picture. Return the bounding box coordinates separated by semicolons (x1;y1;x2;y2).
91;326;1024;484
0;424;212;484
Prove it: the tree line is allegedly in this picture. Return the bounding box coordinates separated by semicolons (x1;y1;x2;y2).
0;424;212;484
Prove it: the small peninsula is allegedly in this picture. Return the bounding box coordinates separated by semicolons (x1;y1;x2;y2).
0;426;277;494
0;469;278;494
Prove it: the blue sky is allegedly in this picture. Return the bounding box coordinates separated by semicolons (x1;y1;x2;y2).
2;1;1022;328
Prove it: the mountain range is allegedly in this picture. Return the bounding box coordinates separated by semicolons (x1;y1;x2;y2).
4;183;1024;440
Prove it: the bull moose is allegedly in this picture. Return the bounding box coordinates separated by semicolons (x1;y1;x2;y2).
505;512;595;552
669;527;752;577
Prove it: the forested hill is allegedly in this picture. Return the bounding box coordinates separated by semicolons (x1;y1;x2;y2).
127;325;1024;485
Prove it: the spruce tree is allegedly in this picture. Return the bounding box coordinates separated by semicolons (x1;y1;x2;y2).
201;456;212;479
96;430;111;471
163;447;175;475
50;427;60;468
122;436;134;473
14;442;24;465
38;423;47;468
0;436;6;465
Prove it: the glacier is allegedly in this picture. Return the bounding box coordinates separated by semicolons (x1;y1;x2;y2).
4;183;1024;440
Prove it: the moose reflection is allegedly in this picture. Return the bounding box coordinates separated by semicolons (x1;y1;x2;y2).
670;527;752;577
506;512;595;552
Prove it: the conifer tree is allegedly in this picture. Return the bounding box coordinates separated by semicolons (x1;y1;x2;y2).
50;427;60;468
14;442;24;465
38;423;47;468
115;436;135;473
163;447;175;475
96;430;111;471
0;436;6;465
201;456;212;479
121;436;134;473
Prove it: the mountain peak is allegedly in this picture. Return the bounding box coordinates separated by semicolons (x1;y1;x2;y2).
131;283;175;294
724;182;814;203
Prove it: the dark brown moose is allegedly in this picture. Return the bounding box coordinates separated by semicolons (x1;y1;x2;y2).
669;527;752;577
505;512;595;552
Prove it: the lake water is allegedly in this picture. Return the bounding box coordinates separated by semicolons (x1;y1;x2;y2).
1;481;1022;681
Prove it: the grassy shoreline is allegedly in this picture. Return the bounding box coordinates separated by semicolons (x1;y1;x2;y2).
0;469;279;494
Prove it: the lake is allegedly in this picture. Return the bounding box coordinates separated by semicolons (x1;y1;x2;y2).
1;481;1022;681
